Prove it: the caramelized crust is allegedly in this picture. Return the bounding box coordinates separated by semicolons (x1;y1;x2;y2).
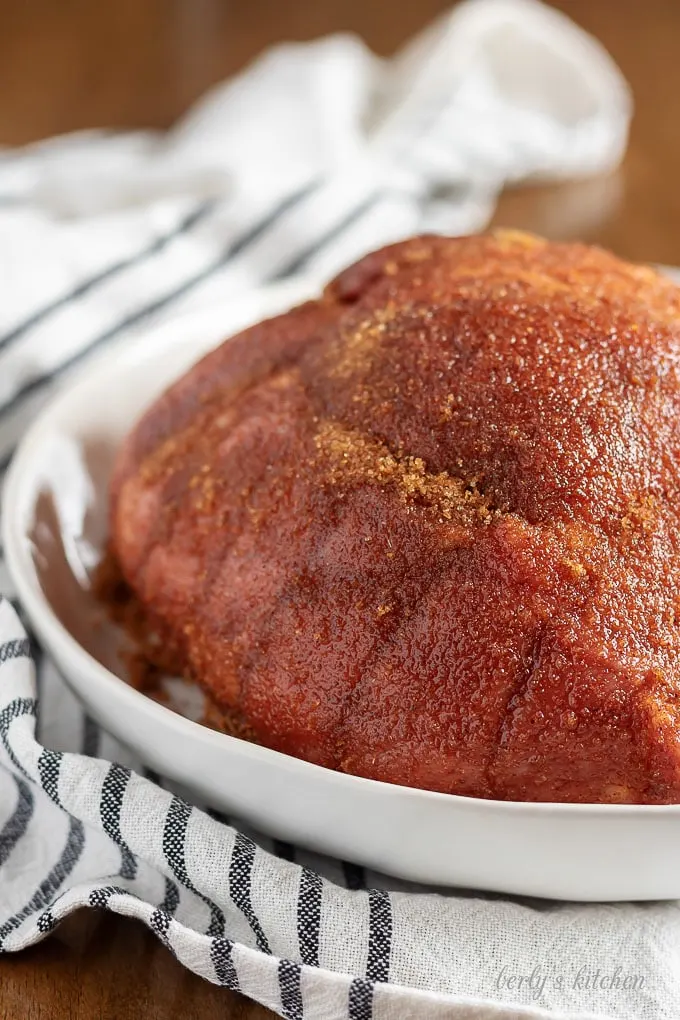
110;230;680;803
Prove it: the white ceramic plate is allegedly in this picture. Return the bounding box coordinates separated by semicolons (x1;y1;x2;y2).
5;279;680;903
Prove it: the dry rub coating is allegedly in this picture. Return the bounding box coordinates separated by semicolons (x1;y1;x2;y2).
110;230;680;803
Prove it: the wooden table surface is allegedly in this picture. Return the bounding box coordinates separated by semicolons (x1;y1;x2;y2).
2;1;680;1016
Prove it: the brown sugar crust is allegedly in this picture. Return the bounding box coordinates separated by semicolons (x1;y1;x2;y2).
109;230;680;803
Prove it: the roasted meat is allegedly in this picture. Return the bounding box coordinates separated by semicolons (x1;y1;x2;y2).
110;230;680;803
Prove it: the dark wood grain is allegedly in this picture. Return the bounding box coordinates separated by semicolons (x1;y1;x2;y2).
0;1;678;1016
0;910;274;1019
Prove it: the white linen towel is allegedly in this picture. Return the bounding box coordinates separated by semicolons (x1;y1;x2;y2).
3;2;668;1019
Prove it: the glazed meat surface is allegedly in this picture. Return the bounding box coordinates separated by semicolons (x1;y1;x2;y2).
110;230;680;803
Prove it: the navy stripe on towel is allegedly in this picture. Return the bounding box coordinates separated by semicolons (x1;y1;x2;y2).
37;748;62;806
366;889;392;983
297;869;322;967
211;937;239;989
0;775;34;867
0;200;216;353
348;977;374;1020
0;699;37;779
229;832;270;953
100;764;137;879
149;876;181;944
0;817;85;947
0;638;31;663
278;958;304;1020
163;797;225;937
0;181;320;443
81;715;100;757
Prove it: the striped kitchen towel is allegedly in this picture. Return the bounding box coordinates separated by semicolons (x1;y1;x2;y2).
0;1;658;1018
